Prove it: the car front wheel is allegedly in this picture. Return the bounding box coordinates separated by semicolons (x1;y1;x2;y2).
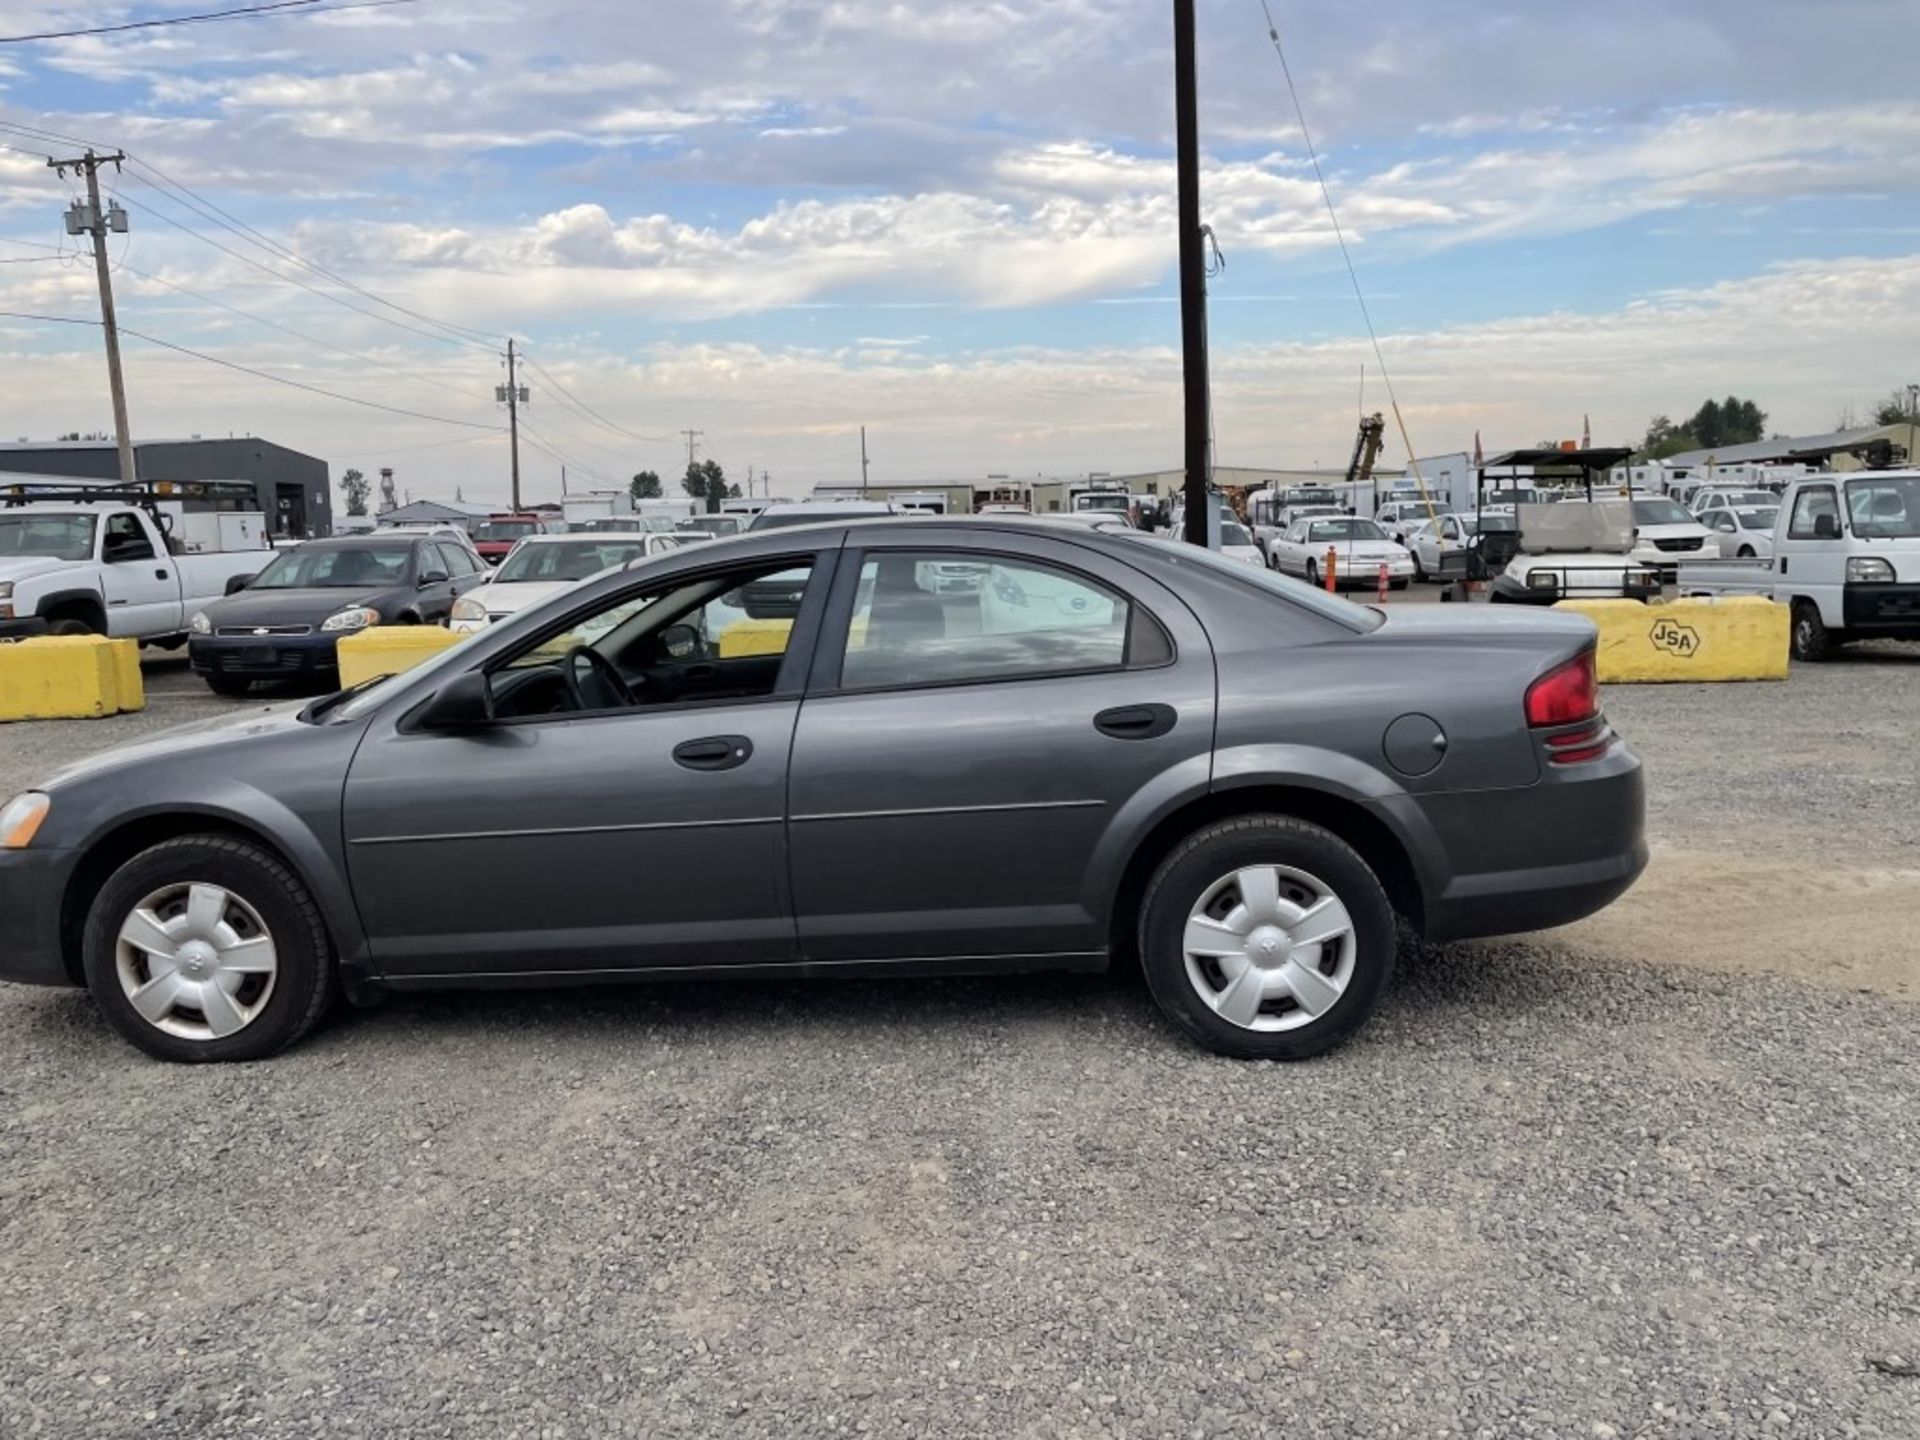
1790;599;1842;662
82;836;336;1062
1139;816;1395;1061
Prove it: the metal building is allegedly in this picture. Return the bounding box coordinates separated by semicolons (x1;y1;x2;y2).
0;437;331;538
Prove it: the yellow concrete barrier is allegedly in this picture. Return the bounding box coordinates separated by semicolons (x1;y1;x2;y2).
336;625;466;687
1554;596;1788;683
0;635;145;720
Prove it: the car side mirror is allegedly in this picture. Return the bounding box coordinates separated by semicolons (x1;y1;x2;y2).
658;623;699;660
1812;514;1840;540
419;568;450;587
416;670;494;729
224;572;257;596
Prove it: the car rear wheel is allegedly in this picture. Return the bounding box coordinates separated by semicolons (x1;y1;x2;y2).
1138;816;1395;1061
82;836;336;1063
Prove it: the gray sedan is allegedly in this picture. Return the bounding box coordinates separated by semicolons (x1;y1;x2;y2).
0;519;1646;1064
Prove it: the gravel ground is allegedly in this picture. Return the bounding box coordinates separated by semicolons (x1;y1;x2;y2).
2;648;1918;1438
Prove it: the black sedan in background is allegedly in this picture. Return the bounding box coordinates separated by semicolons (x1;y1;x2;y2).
188;534;488;695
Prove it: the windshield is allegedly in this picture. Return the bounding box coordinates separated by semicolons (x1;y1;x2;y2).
1848;477;1920;538
1633;499;1696;526
0;513;95;560
1219;521;1253;545
1733;507;1777;530
474;520;537;542
495;540;652;583
1709;490;1774;508
1306;519;1387;543
253;544;412;589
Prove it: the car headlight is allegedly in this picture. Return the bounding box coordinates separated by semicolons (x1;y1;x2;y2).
189;610;211;635
1847;557;1896;583
320;606;381;633
450;596;488;623
1527;570;1557;589
0;792;49;850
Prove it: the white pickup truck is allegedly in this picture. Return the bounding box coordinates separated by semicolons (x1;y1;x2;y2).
0;498;273;646
1678;471;1920;660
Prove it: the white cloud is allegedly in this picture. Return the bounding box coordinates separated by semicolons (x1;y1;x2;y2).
4;252;1910;504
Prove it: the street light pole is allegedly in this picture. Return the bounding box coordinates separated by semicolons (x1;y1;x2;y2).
1174;0;1211;546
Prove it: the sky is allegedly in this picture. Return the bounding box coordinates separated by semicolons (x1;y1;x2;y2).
0;0;1917;506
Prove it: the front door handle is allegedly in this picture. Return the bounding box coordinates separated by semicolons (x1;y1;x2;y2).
1094;704;1176;740
672;735;753;771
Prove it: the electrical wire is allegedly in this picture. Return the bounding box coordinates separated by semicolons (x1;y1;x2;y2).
517;352;675;444
0;0;421;45
121;159;498;350
120;261;488;401
0;307;502;430
1253;0;1437;517
114;185;497;354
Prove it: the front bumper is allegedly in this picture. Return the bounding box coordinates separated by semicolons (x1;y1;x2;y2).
1842;582;1920;637
190;631;343;680
0;616;50;641
1491;572;1662;605
0;847;79;987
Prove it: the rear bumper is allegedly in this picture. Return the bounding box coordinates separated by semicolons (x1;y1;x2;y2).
189;632;340;680
1842;583;1920;636
1404;750;1648;942
0;848;79;987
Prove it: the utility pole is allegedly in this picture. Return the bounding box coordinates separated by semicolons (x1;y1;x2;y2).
495;339;527;511
860;425;870;489
680;429;703;478
1173;0;1212;546
49;150;135;486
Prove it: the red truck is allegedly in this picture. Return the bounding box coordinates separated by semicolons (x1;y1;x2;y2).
470;513;547;565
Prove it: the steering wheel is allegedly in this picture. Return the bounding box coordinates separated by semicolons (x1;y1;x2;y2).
561;645;638;711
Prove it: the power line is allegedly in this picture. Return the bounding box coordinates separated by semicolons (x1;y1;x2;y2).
1253;0;1432;506
0;0;421;45
120;155;498;349
0;119;498;354
517;352;675;444
0;307;503;431
120;260;487;401
113;183;495;354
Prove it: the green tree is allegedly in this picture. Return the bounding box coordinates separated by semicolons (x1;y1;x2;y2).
1869;388;1917;425
681;458;728;512
630;469;662;500
338;467;371;517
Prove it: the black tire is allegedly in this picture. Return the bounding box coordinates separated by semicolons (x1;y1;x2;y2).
82;836;336;1063
1138;816;1395;1061
1390;578;1410;591
1412;553;1427;582
1304;559;1320;587
46;617;94;637
205;674;253;697
1790;599;1840;662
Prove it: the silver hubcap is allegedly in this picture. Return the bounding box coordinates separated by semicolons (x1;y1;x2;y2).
115;882;278;1041
1182;864;1356;1032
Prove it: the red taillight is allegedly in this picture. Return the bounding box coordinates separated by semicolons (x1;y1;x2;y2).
1525;650;1598;728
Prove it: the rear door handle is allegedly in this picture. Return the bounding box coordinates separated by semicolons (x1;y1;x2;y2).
672;735;753;771
1094;704;1176;740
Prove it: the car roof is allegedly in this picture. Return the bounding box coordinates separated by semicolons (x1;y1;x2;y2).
294;534;423;550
